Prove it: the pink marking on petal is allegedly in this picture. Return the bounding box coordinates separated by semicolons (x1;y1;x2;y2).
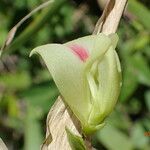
68;44;89;62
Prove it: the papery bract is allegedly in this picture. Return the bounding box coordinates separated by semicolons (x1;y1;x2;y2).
30;33;122;134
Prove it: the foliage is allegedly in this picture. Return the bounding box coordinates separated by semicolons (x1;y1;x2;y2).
66;128;86;150
0;0;150;149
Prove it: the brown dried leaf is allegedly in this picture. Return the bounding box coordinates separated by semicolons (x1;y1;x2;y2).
41;96;81;150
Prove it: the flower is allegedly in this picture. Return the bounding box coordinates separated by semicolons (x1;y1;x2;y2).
30;33;122;134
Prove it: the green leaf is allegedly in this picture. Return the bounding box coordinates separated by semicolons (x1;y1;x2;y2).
123;33;149;53
20;81;58;113
131;123;150;149
108;111;132;131
66;128;86;150
131;53;150;86
120;52;150;102
96;125;134;150
145;90;150;111
143;118;150;131
128;0;150;29
127;98;141;114
7;95;19;118
0;71;31;91
120;65;138;102
24;106;43;150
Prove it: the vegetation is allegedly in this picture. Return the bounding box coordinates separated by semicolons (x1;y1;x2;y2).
0;0;150;149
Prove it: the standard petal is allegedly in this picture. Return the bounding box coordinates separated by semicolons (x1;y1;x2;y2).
30;44;91;123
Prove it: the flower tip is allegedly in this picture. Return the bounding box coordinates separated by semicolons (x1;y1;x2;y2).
29;47;41;57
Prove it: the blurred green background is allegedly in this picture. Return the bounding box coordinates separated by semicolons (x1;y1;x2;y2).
0;0;150;149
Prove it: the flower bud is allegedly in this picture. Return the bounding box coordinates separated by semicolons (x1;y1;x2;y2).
30;33;122;134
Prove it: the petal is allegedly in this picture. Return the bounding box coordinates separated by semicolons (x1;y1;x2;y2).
88;46;122;125
84;34;112;98
30;44;91;123
85;33;112;68
98;47;122;114
108;33;119;49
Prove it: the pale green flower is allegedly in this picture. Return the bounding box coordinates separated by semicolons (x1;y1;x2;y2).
30;33;122;134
